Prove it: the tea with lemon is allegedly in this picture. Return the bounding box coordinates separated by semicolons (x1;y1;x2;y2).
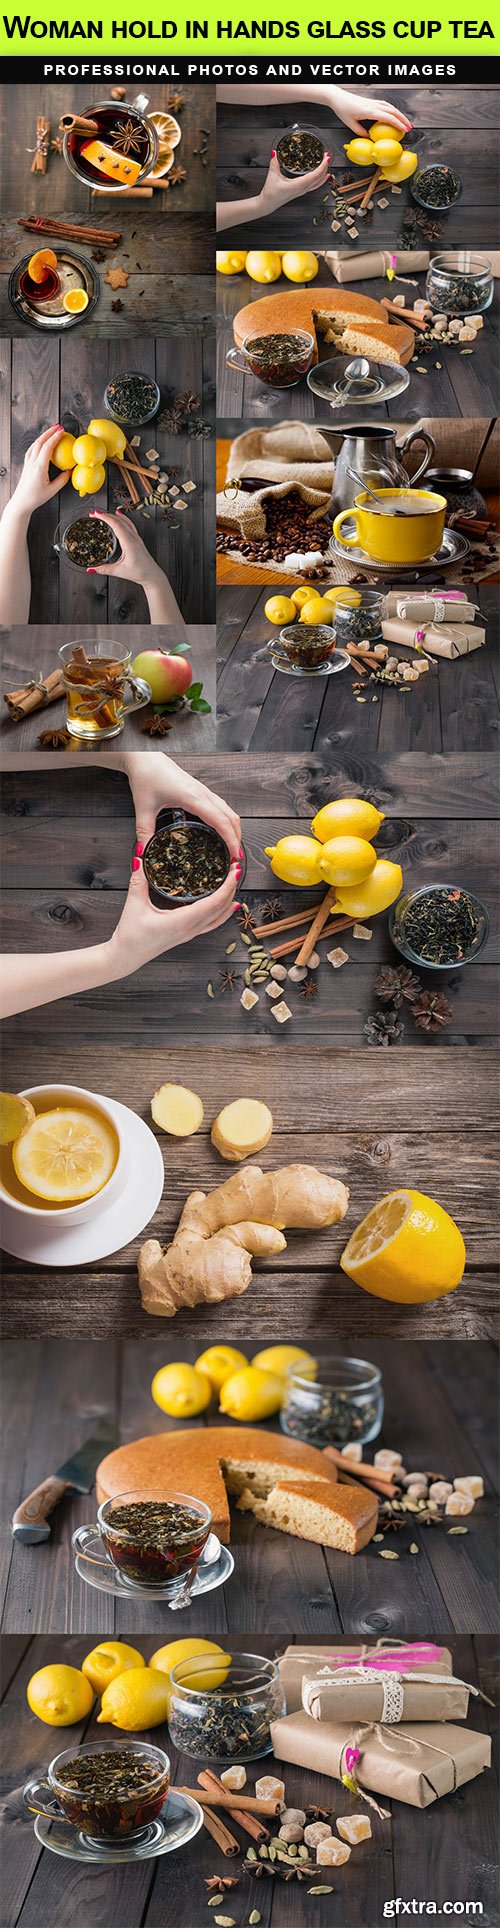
0;1091;119;1210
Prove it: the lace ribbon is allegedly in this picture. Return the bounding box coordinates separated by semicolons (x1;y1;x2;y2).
302;1667;481;1726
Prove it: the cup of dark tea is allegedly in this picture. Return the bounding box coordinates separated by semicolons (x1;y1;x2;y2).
19;265;60;304
275;123;325;176
142;808;245;908
226;330;315;390
61;97;158;193
24;1740;171;1841
74;1489;213;1598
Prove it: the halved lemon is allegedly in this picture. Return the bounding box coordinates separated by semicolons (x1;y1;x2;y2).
0;1092;35;1146
12;1107;117;1203
340;1190;466;1303
28;248;57;284
63;289;89;315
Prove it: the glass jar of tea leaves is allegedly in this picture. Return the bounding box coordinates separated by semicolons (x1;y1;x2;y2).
426;252;493;316
168;1653;285;1761
281;1356;383;1451
104;372;160;428
275;123;325;177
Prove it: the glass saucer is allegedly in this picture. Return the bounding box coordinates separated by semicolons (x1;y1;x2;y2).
307;355;410;410
268;644;350;678
73;1526;234;1601
34;1789;203;1863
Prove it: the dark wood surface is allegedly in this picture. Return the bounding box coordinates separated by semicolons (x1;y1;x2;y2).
217;258;500;421
0;84;215;215
0;627;216;751
0;213;214;339
0;337;215;625
0;1635;498;1927
1;1339;498;1636
217;85;500;246
216;585;499;754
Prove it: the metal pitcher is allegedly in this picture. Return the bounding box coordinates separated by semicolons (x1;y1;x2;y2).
320;425;436;517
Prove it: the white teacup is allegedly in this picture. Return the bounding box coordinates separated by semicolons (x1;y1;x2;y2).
0;1083;127;1227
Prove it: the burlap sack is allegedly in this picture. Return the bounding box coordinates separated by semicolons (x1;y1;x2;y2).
218;422;333;539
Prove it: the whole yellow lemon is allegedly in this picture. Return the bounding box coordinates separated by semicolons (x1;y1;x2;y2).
150;1639;231;1699
299;597;335;625
281;251;318;283
244;250;282;283
370;138;402;167
82;1643;145;1697
72;433;107;467
264;595;298;626
50;432;76;471
219;1365;284;1421
87;417;127;459
291;586;315;609
27;1664;94;1727
344;138;376;166
216;251;248;273
382;151;418;183
312;798;385;843
252;1345;317;1380
369;121;403;143
322;586;361;608
151;1361;212;1417
318;835;377;887
265;835;323;886
195;1345;248;1392
97;1668;171;1731
335;858;403;917
71;463;106;497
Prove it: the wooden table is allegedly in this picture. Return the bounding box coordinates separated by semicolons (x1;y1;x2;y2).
217;586;499;754
217;84;499;246
0;338;215;625
0;84;215;217
0;627;216;752
217;257;500;421
1;1339;498;1637
0;213;214;339
1;1635;497;1927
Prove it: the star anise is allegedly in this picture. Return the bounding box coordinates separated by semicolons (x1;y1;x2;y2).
364;1008;404;1046
375;963;421;1008
413;991;453;1032
237;903;256;933
110;117;143;157
92;248;107;263
218;966;241;993
205;1875;239;1891
141;714;173;736
261;896;281;922
51;136;63;154
111;299;124;313
168;91;186;111
38;727;71;749
168;164;187;186
298;974;318;999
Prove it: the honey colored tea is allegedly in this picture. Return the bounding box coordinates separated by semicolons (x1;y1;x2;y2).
59;642;149;740
0;1091;119;1210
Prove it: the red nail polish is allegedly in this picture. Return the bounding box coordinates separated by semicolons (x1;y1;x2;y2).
235;866;242;879
135;840;144;857
238;847;244;859
234;902;242;910
271;148;276;157
87;567;96;574
132;856;141;872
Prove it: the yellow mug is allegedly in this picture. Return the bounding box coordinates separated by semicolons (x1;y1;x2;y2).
333;488;447;564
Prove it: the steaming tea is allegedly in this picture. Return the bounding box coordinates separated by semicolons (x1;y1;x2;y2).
0;1091;119;1209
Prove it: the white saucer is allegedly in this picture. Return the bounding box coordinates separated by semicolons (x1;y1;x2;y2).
0;1098;164;1266
34;1789;203;1864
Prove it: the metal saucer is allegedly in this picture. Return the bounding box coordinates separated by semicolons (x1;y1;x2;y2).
34;1790;203;1864
9;250;100;330
73;1528;234;1601
329;526;469;577
307;355;410;410
268;645;351;678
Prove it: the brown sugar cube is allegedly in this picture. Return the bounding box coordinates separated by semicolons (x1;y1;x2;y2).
317;1836;351;1866
255;1775;285;1801
445;1493;475;1516
304;1821;332;1848
336;1815;372;1845
454;1476;484;1499
429;1480;453;1503
374;1449;403;1469
221;1765;247;1790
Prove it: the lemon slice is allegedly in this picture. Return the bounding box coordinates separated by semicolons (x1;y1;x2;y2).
12;1107;116;1203
0;1091;35;1146
340;1190;466;1303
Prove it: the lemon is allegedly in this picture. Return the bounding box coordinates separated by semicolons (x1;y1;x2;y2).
334;858;403;918
71;462;106;497
82;1643;145;1697
219;1365;284;1421
12;1107;117;1203
63;289;89;315
151;1361;212;1418
150;1640;231;1699
281;250;318;283
381;151;418;183
195;1345;248;1392
265;835;323;886
299;597;335;625
370;138;402;167
318;835;377;887
72;433;107;467
252;1345;317;1380
344;138;376;166
322;586;360;608
244;250;282;283
341;1190;466;1304
216;250;248;273
312;799;384;844
97;1668;171;1731
50;432;77;471
264;594;297;626
291;586;315;609
27;1664;94;1727
0;1091;35;1145
88;417;127;459
369;121;403;143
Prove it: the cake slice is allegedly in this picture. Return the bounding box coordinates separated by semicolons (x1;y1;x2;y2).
237;1475;378;1554
96;1425;334;1544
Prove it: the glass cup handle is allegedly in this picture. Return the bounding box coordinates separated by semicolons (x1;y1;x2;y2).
23;1776;66;1821
122;674;152;717
72;1523;110;1569
132;93;150;112
226;349;250;374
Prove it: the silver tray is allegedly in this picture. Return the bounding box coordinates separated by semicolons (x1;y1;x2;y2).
34;1789;203;1864
9;249;100;330
329;526;469;578
307;354;410;410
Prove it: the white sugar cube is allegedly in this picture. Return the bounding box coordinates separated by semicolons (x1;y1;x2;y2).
341;1441;363;1461
265;979;281;998
375;1449;403;1469
240;988;259;1010
272;1000;292;1023
352;923;372;941
429;1481;453;1503
445;1493;475;1516
255;1776;285;1801
304;1821;332;1848
327;947;349;969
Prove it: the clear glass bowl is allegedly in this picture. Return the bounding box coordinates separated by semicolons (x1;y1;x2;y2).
54;516;119;572
275;122;325;177
168;1652;285;1761
281;1356;383;1451
333;589;384;649
104;373;161;429
411;165;462;212
426;252;493;316
389;883;490;972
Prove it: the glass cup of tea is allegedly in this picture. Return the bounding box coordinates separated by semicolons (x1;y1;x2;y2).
24;1740;171;1842
19;263;60;303
226;329;315;389
58;641;151;741
61;96;158;193
74;1490;213;1601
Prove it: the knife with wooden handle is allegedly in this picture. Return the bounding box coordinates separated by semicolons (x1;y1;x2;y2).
11;1431;116;1543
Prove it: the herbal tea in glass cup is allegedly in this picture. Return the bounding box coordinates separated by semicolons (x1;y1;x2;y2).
59;641;151;741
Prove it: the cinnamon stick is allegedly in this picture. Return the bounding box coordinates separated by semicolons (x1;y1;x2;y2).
198;1769;267;1842
176;1788;282;1817
92;186;154;200
59;113;99;136
295;886;336;968
198;1802;240;1856
270;915;358;959
359;167;383;212
253;904;321;939
4;668;64;722
347;643;383;671
381;297;427;332
19;217;122;247
31;116;50;176
323;1445;398;1496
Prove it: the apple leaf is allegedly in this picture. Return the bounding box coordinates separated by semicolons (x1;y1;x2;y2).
168;641;192;656
190;697;212;713
187;681;203;699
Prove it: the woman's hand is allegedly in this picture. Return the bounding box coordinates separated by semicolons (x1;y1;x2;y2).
86;508;159;584
258;149;331;213
327;88;412;137
108;854;240;977
125;752;242;863
10;426;71;515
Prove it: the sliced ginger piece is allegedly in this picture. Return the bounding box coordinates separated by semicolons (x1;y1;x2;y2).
151;1084;204;1138
0;1091;35;1147
211;1098;274;1162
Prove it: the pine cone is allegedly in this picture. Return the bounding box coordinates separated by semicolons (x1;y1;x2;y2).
375;964;421;1007
413;991;452;1032
364;1008;405;1046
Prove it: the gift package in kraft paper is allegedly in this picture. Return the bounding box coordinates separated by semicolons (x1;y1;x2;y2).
270;1712;491;1809
301;1663;472;1724
277;1643;454;1715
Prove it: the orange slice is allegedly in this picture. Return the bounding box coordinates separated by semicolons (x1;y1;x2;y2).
28;248;58;284
63;289;89;315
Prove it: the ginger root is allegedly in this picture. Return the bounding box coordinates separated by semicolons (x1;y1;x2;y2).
139;1163;349;1317
211;1098;273;1162
151;1084;204;1137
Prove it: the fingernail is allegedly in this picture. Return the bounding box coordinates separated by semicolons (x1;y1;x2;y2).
271;148;276;157
87;567;96;574
234;902;242;911
135;840;144;857
235;866;242;879
238;847;244;860
132;857;141;872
